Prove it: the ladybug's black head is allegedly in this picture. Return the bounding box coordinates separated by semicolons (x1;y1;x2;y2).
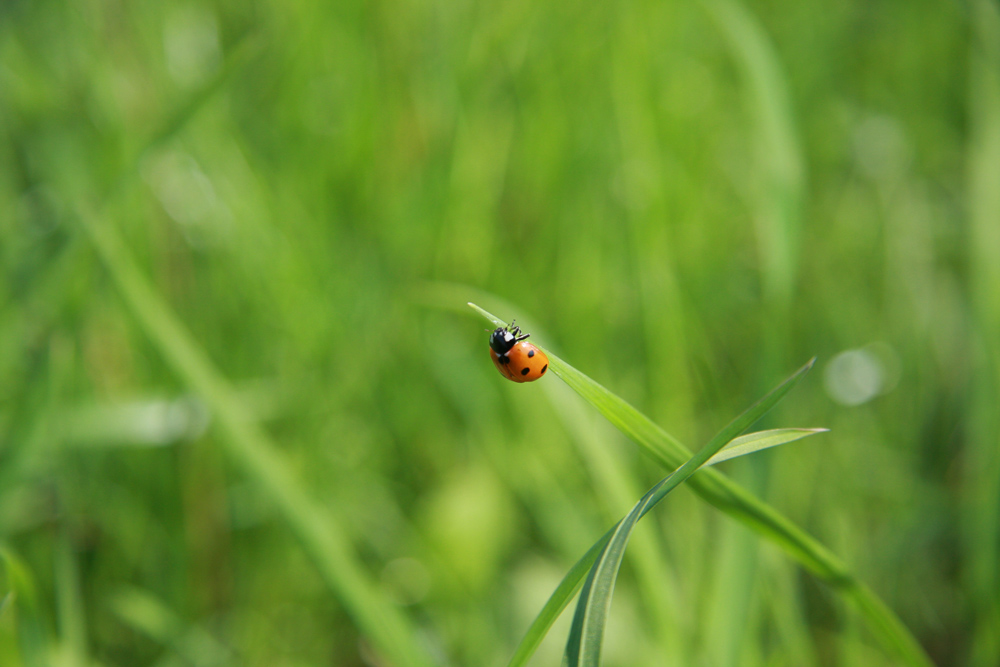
489;322;529;355
489;327;515;355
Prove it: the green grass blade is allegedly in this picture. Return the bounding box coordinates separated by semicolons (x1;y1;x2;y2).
508;430;826;666
467;302;506;328
105;30;266;203
566;360;816;666
506;537;608;667
469;304;933;667
706;428;828;467
565;502;642;667
108;587;232;666
468;303;690;467
54;532;88;667
0;546;49;664
75;206;438;667
965;2;1000;663
548;375;684;662
706;0;804;312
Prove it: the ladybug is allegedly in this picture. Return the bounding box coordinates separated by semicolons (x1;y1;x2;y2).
488;320;549;383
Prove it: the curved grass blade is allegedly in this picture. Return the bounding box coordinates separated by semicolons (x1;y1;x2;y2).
506;429;824;667
566;358;815;666
706;428;828;467
468;304;933;667
0;546;48;663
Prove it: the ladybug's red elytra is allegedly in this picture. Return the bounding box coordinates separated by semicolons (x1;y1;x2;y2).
488;320;549;383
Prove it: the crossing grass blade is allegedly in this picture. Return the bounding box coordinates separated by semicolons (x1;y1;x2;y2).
506;430;825;667
468;304;933;667
503;436;826;666
565;365;816;667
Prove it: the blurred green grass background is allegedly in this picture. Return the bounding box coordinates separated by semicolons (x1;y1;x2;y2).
1;0;997;665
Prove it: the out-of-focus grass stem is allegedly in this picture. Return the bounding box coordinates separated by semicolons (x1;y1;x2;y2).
75;204;438;667
964;1;1000;664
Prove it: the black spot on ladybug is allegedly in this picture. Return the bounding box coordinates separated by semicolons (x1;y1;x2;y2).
527;349;535;358
540;364;548;375
521;367;530;376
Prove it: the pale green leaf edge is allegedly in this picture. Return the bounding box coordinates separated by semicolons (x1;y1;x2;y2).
706;428;828;467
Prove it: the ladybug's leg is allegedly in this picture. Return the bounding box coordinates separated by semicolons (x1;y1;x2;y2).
508;320;530;342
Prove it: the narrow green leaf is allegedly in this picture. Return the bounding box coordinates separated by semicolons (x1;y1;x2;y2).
965;2;1000;663
505;537;608;667
566;359;815;666
105;31;266;202
108;587;232;666
566;505;641;667
0;546;49;663
467;302;505;329
55;532;88;667
506;531;608;667
709;0;805;310
467;304;933;667
705;428;828;467
508;428;827;667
